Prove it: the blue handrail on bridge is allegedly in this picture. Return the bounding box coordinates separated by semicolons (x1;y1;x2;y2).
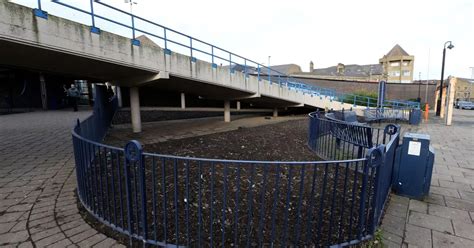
34;0;419;110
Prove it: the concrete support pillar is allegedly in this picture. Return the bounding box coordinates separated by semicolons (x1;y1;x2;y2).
433;90;439;113
130;87;142;133
236;101;241;111
273;108;278;117
39;73;47;110
446;78;457;126
180;92;186;109
224;100;231;123
115;86;123;108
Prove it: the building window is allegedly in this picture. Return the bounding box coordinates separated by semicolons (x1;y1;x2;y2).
402;70;410;76
389;71;400;77
390;62;400;67
402;61;409;66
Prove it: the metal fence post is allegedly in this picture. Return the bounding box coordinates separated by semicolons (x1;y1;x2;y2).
211;46;214;65
268;67;271;84
164;29;167;50
90;0;95;27
124;140;144;246
190;38;193;59
244;59;247;78
366;146;385;234
257;64;260;81
357;159;370;240
34;0;48;19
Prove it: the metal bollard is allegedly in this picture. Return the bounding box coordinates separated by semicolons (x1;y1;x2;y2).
424;103;429;120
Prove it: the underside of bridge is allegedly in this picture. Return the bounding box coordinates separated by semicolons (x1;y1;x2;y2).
0;1;316;131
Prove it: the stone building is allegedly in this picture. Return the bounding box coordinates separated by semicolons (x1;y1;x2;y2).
297;44;415;83
379;44;415;83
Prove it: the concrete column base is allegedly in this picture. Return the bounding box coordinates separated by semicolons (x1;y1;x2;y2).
236;101;241;111
224;100;231;122
273;108;278;117
130;87;142;133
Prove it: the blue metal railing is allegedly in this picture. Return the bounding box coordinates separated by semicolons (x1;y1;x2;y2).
364;108;412;122
307;111;400;245
30;0;420;110
72;104;399;246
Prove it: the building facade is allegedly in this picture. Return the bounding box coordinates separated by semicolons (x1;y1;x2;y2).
379;44;415;83
298;44;415;83
455;78;474;101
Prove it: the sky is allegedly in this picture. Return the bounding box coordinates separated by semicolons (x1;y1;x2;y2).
12;0;474;79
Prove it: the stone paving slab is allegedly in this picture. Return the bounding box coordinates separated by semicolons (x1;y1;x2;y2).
381;109;474;248
0;110;126;247
1;110;308;247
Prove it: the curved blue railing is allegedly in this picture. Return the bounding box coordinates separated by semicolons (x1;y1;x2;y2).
30;0;420;110
72;92;400;247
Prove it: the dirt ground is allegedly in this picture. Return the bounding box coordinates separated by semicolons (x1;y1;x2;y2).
146;119;319;161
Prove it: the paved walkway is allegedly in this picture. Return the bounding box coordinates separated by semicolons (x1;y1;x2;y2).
0;110;124;247
381;109;474;248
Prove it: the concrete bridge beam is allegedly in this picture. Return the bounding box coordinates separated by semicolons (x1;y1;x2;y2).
130;87;142;133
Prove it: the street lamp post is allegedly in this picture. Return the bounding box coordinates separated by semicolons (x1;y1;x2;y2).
418;72;422;102
436;41;454;116
124;0;137;14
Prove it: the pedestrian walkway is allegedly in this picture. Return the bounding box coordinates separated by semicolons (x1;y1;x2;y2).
0;110;124;247
381;109;474;248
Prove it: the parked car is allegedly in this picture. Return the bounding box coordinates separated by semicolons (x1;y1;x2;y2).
456;101;474;110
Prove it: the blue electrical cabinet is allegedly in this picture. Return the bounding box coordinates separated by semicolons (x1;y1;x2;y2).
392;133;435;200
409;109;422;125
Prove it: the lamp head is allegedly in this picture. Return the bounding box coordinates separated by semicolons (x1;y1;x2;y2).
445;41;454;49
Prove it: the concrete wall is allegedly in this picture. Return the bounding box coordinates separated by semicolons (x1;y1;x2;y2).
295;77;437;106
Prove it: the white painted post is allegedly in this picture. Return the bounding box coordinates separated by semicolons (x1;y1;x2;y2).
130;87;142;133
224;100;231;122
273;108;278;117
180;92;186;109
236;101;241;111
446;77;457;126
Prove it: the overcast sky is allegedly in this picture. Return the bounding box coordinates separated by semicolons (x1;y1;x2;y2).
13;0;474;79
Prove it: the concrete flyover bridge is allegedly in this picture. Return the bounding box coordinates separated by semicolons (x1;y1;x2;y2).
0;1;416;132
